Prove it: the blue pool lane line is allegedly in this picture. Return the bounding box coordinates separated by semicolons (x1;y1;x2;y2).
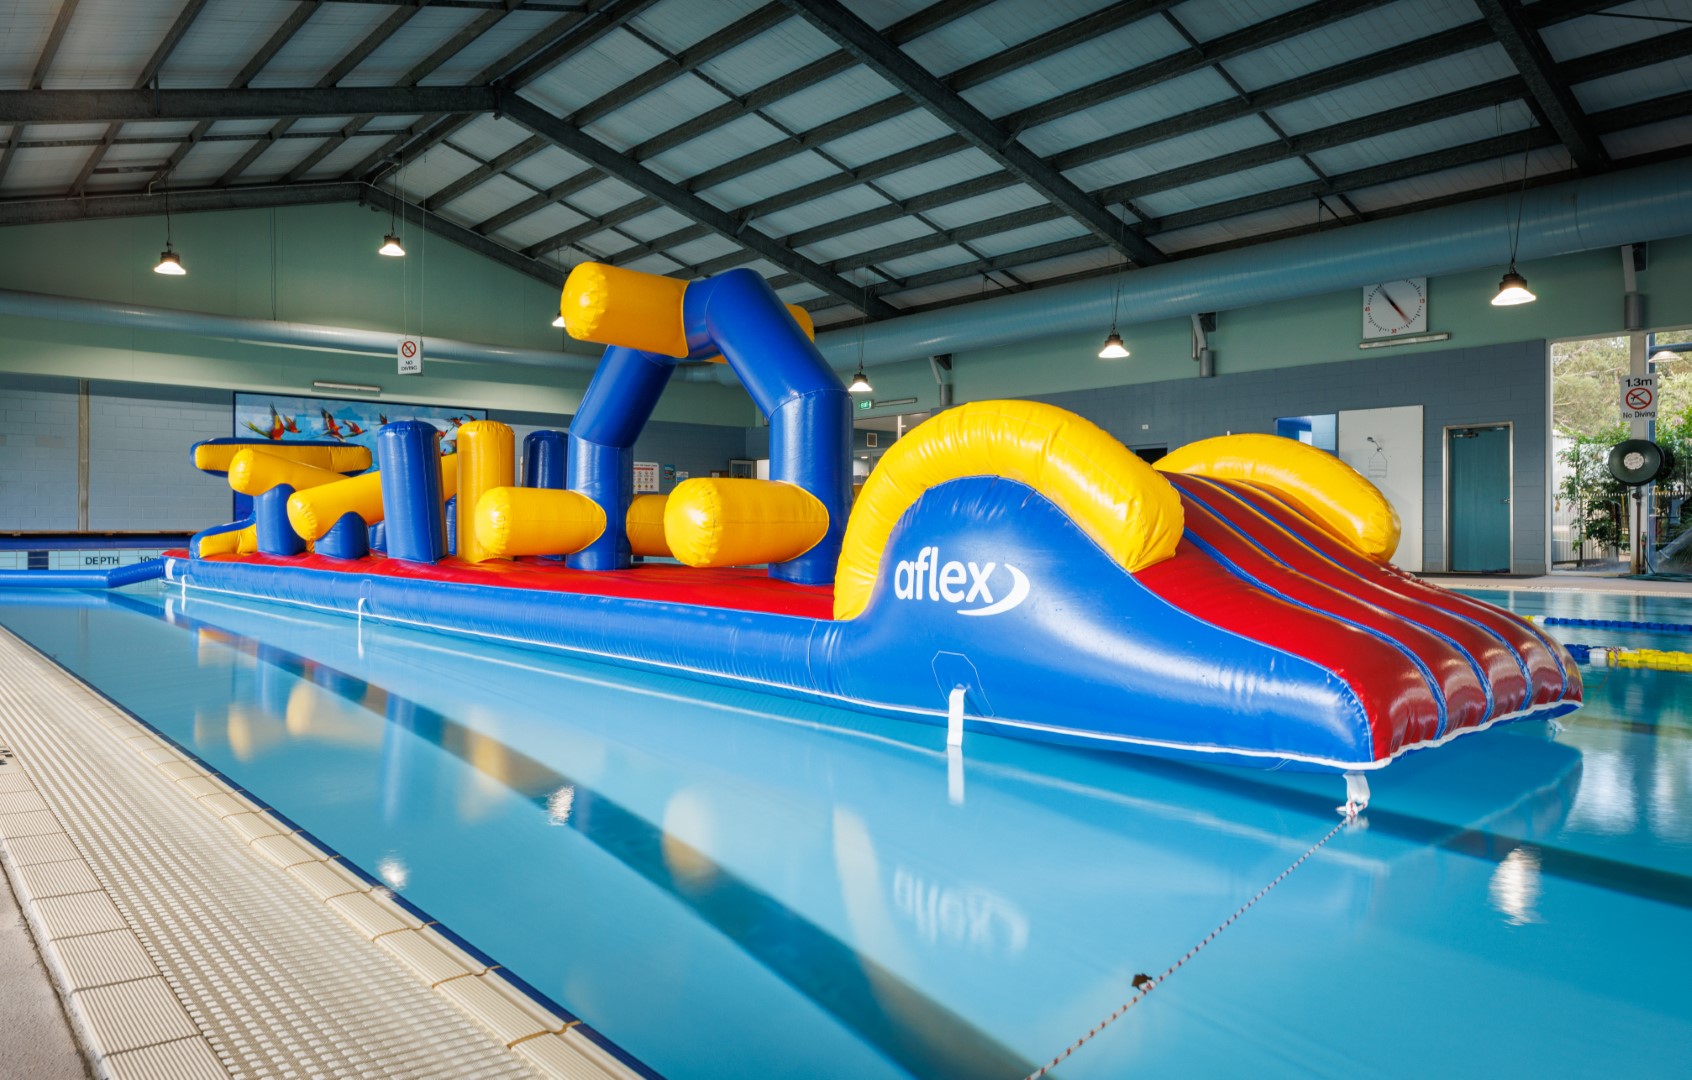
1534;615;1692;634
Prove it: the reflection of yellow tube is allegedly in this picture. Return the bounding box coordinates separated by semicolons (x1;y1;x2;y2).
194;442;370;475
287;455;456;540
474;487;605;557
456;422;514;563
228;447;344;496
664;478;828;568
626;494;671;557
561;262;689;357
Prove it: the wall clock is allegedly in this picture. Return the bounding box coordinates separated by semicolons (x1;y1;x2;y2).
1362;278;1427;339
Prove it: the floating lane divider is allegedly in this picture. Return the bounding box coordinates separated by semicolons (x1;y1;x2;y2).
1565;644;1692;672
1531;615;1692;634
0;558;167;589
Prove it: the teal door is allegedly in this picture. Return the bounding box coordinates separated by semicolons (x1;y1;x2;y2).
1448;425;1512;573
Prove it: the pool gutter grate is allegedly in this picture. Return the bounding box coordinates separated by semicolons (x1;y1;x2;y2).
0;624;637;1080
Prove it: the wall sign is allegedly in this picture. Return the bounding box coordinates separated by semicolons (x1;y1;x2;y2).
1620;374;1658;421
398;337;424;374
633;461;660;493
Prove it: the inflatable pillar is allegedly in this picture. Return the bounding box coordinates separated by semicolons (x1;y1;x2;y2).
376;421;447;563
456;421;514;564
568;347;672;571
523;430;568;490
316;511;370;560
255;485;305;556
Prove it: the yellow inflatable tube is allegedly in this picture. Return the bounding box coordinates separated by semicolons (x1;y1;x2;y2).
194;442;369;475
664;479;829;569
1155;434;1401;564
834;400;1184;621
473;488;606;558
286;454;457;541
227;448;345;496
456;421;514;564
560;262;813;359
193;525;257;558
627;495;671;557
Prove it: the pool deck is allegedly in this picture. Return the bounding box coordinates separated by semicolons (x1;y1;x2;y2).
0;625;633;1080
1419;572;1692;596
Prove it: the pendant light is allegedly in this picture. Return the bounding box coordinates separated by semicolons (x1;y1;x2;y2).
378;163;406;256
848;274;874;394
551;314;566;328
153;183;185;276
378;233;406;257
1490;108;1536;307
1098;205;1130;357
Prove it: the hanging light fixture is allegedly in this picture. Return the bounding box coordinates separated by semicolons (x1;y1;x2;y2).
848;273;874;394
378;167;406;256
551;314;566;328
1490;107;1536;307
378;233;406;257
1098;205;1130;357
153;183;185;276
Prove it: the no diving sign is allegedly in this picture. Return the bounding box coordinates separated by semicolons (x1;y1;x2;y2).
1620;374;1657;421
398;336;424;375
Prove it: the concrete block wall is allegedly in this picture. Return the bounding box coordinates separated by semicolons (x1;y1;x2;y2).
87;380;233;530
0;374;79;531
1032;339;1551;575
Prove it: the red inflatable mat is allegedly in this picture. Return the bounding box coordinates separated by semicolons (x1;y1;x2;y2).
196;551;836;619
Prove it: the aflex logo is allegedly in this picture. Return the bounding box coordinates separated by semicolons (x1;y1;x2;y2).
892;546;1029;617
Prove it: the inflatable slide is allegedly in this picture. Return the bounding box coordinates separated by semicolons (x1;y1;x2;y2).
163;263;1580;777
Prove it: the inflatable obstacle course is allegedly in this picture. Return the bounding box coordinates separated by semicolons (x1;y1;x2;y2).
160;263;1580;775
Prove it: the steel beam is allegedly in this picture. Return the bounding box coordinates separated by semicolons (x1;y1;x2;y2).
1476;0;1609;171
779;0;1165;265
0;0;83;188
500;94;895;315
0;86;496;125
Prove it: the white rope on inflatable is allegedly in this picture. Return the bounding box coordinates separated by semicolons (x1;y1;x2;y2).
1022;796;1366;1080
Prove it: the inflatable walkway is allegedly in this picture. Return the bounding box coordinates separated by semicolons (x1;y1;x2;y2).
164;264;1580;775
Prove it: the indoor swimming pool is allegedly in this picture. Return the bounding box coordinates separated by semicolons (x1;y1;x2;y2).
0;584;1687;1079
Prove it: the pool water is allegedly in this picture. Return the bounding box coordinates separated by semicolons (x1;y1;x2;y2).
1;584;1688;1079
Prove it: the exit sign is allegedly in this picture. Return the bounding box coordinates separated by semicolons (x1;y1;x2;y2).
858;399;871;410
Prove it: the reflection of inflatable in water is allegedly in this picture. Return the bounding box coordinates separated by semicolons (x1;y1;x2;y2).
168;263;1580;775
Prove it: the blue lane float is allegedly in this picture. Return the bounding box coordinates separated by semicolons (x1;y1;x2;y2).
0;560;166;589
167;263;1582;778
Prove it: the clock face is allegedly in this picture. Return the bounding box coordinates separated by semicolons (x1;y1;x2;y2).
1363;278;1428;339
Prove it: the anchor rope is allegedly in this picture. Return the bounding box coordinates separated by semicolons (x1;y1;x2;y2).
1022;812;1355;1080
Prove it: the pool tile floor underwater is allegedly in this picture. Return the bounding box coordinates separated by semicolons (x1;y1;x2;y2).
0;625;636;1079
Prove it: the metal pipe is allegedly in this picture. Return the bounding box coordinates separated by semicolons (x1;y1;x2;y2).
809;157;1692;368
0;288;601;372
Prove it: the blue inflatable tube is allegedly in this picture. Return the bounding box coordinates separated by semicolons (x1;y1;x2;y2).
0;559;166;589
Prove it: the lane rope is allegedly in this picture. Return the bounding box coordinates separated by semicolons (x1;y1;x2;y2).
1022;808;1357;1080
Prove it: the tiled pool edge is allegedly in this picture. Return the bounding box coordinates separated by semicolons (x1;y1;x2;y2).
0;625;640;1080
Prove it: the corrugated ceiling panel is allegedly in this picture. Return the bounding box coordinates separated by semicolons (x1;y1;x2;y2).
852;0;949;33
798;215;935;262
821;110;956;170
1538;0;1678;63
774;282;828;306
696;15;830;96
288;116;356;135
437;174;537;226
1171;0;1312;41
643;113;788;182
588;72;733;154
1574;57;1692;114
489;203;586;250
630;0;766;53
960;15;1188;121
699;150;842;208
1018;67;1238;158
41;0;184;89
620;252;683;275
521;28;665;117
114;120;198;140
905;0;1116;77
99;139;178;167
166;137;260;185
1135;156;1317;217
248;4;390;88
566;175;645;217
1062;114;1279;193
225;135;323;181
156;0;297;89
665;233;741;267
506;146;593;191
1267;45;1514;135
0;145;87;194
879;276;999;311
1604;114;1692;159
301;134;394;181
754;184;892;237
338;7;483;87
392;144;480;202
875;244;977;281
964;217;1089;258
446;114;535;162
1010;245;1118;283
1345;145;1568;213
759;65;900;131
1223;0;1482;93
871;147;1000;199
204;118;280;137
418;11;559;87
0;1;62;90
1150;199;1326;254
1308;102;1535;176
578;227;635;257
919;185;1048;230
15;122;114;142
616;206;695;243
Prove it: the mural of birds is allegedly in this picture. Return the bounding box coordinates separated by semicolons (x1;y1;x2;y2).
245;405;285;440
282;414;300;434
320;408;346;441
342;420;367;438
